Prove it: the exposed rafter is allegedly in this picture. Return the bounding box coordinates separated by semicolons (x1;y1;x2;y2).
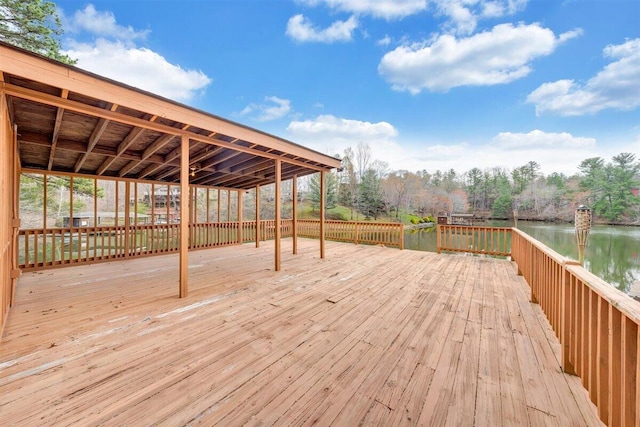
4;83;334;172
74;114;112;172
47;88;68;170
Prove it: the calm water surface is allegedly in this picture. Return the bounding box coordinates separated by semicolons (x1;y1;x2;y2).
404;221;640;296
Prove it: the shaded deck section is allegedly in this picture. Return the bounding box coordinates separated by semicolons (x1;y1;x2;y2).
1;240;601;426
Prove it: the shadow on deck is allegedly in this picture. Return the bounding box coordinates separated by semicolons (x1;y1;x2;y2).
0;239;601;426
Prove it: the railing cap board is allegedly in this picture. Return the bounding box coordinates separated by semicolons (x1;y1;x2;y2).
512;227;568;264
566;264;640;325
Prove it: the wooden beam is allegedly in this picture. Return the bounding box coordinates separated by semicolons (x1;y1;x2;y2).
275;159;281;271
11;121;21;306
320;171;326;259
255;185;260;248
18;131;175;166
119;132;176;177
292;175;298;255
97;126;146;175
238;190;243;245
4;83;339;171
47;88;68;170
179;135;189;298
75;117;110;172
124;181;130;258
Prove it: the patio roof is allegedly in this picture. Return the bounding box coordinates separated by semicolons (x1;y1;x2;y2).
0;41;341;188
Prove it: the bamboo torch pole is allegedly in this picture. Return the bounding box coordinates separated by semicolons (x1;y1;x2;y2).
574;205;592;265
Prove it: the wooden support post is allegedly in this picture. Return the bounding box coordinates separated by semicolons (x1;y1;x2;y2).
217;188;221;244
70;176;75;262
275;160;281;271
238;190;243;244
10;123;20;306
436;224;441;254
255;184;260;248
124;180;131;258
292;175;298;255
320;170;325;259
179;135;189;298
190;184;196;224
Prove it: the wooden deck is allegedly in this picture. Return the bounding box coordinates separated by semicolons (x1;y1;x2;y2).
1;239;602;426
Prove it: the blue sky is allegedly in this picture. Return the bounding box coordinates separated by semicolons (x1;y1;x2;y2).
53;0;639;176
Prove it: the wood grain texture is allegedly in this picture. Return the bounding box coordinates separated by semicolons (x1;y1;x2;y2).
0;240;602;426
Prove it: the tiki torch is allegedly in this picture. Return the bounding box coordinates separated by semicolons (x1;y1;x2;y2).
575;205;592;264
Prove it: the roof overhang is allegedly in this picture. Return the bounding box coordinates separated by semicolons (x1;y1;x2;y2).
0;42;341;189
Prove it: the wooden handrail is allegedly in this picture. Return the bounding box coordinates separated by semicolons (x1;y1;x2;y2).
437;224;640;424
17;219;404;270
16;220;639;423
436;224;511;256
297;219;404;249
511;227;640;425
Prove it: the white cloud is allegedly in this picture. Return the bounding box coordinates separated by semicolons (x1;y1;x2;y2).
64;4;149;42
485;130;600;174
64;39;211;102
287;114;405;162
527;38;640;116
492;130;595;149
402;130;600;175
377;35;392;46
239;96;292;122
295;0;427;20
287;114;397;139
433;0;529;35
286;14;358;43
378;23;579;93
287;116;609;175
58;4;211;103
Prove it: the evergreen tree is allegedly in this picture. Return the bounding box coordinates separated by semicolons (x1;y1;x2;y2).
358;168;385;219
579;153;640;221
0;0;75;64
308;172;337;211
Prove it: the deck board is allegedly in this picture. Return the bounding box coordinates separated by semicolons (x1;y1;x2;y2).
1;239;602;426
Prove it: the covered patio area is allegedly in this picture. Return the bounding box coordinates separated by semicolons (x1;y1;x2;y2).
0;239;601;426
0;40;341;335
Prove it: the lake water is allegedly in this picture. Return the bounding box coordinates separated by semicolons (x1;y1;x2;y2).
404;221;640;297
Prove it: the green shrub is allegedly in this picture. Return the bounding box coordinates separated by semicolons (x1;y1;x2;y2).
423;215;436;224
410;217;419;224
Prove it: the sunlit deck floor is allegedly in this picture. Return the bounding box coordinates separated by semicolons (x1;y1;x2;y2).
1;239;601;426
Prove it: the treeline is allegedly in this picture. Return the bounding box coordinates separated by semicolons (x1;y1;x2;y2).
308;143;640;225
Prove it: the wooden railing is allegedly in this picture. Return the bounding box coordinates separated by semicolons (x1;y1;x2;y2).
18;219;403;270
16;219;640;423
436;224;511;256
511;228;639;426
437;224;640;425
297;219;404;249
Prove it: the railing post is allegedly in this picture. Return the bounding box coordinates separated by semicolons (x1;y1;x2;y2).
399;223;404;250
562;260;579;375
354;221;359;245
436;224;441;254
530;241;538;303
